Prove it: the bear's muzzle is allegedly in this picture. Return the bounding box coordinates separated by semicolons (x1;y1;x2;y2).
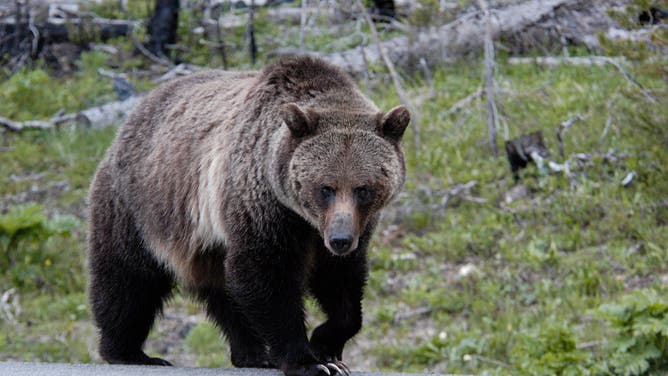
324;211;359;256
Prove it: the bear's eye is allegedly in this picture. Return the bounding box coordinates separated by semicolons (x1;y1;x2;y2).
320;186;335;201
354;186;373;205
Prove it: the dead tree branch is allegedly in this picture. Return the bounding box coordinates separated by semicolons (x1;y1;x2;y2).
444;87;483;116
508;56;626;67
247;0;257;65
556;114;585;159
1;97;139;132
356;0;421;152
477;0;499;156
0;112;75;132
131;31;173;67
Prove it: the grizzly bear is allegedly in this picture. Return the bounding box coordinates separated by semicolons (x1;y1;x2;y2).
87;56;409;376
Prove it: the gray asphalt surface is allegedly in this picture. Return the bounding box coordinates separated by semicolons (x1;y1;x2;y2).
0;362;452;376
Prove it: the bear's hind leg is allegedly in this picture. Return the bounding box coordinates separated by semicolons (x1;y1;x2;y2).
88;165;174;366
198;287;273;368
91;261;174;366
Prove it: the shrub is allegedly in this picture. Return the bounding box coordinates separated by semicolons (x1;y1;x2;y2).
597;289;668;375
0;203;81;292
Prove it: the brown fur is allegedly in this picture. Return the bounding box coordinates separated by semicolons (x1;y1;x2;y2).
87;56;409;373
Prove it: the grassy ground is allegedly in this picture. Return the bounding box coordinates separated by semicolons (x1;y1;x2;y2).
1;2;667;375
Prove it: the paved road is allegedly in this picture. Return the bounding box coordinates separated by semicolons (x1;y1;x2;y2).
0;362;451;376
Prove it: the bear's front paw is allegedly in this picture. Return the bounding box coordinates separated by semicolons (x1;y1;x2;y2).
309;350;349;376
103;351;173;366
281;362;348;376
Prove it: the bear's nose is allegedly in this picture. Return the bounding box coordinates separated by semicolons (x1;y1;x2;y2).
329;235;353;254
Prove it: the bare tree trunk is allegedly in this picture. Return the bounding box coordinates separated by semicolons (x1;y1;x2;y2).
357;0;421;152
371;0;396;20
214;15;228;69
146;0;179;60
299;0;308;50
247;0;257;65
477;0;499;156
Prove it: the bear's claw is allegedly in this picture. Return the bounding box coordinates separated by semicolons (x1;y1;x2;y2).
148;357;172;366
335;361;351;376
283;361;349;376
326;363;342;375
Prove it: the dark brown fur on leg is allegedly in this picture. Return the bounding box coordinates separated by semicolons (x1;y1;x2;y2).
226;241;314;369
197;287;273;368
87;163;174;366
309;231;371;366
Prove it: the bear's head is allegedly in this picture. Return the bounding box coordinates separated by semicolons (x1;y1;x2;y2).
273;103;410;256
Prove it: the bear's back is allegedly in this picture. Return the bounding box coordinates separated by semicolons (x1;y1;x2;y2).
115;70;257;159
100;69;260;272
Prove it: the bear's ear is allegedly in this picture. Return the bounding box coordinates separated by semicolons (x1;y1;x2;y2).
379;105;410;142
283;103;318;138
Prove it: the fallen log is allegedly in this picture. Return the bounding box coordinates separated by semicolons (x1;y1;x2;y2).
76;96;139;128
0;113;75;132
1;96;139;132
508;56;626;67
0;17;136;43
323;0;631;74
0;16;135;65
505;131;550;181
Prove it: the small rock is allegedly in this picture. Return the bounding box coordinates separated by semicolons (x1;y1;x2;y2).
503;184;529;204
457;263;481;278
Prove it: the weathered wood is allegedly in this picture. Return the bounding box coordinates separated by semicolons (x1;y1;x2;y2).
0;17;135;41
247;0;257;65
1;97;139;132
0;16;135;63
357;0;421;151
508;56;626;67
505;131;550;181
477;0;499;156
323;0;629;74
75;96;139;128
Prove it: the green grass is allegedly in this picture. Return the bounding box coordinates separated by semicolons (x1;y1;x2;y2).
357;52;667;374
0;50;155;121
1;9;667;373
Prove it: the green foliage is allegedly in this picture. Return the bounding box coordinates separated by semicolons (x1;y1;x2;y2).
0;204;81;293
597;289;668;375
85;0;151;20
407;0;444;28
0;52;116;121
0;204;48;253
0;69;68;121
510;323;600;375
184;322;230;367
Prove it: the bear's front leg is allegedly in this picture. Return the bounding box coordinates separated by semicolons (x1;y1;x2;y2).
308;244;367;372
225;244;345;376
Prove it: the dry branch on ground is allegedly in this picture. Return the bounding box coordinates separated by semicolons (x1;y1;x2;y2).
0;97;139;132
